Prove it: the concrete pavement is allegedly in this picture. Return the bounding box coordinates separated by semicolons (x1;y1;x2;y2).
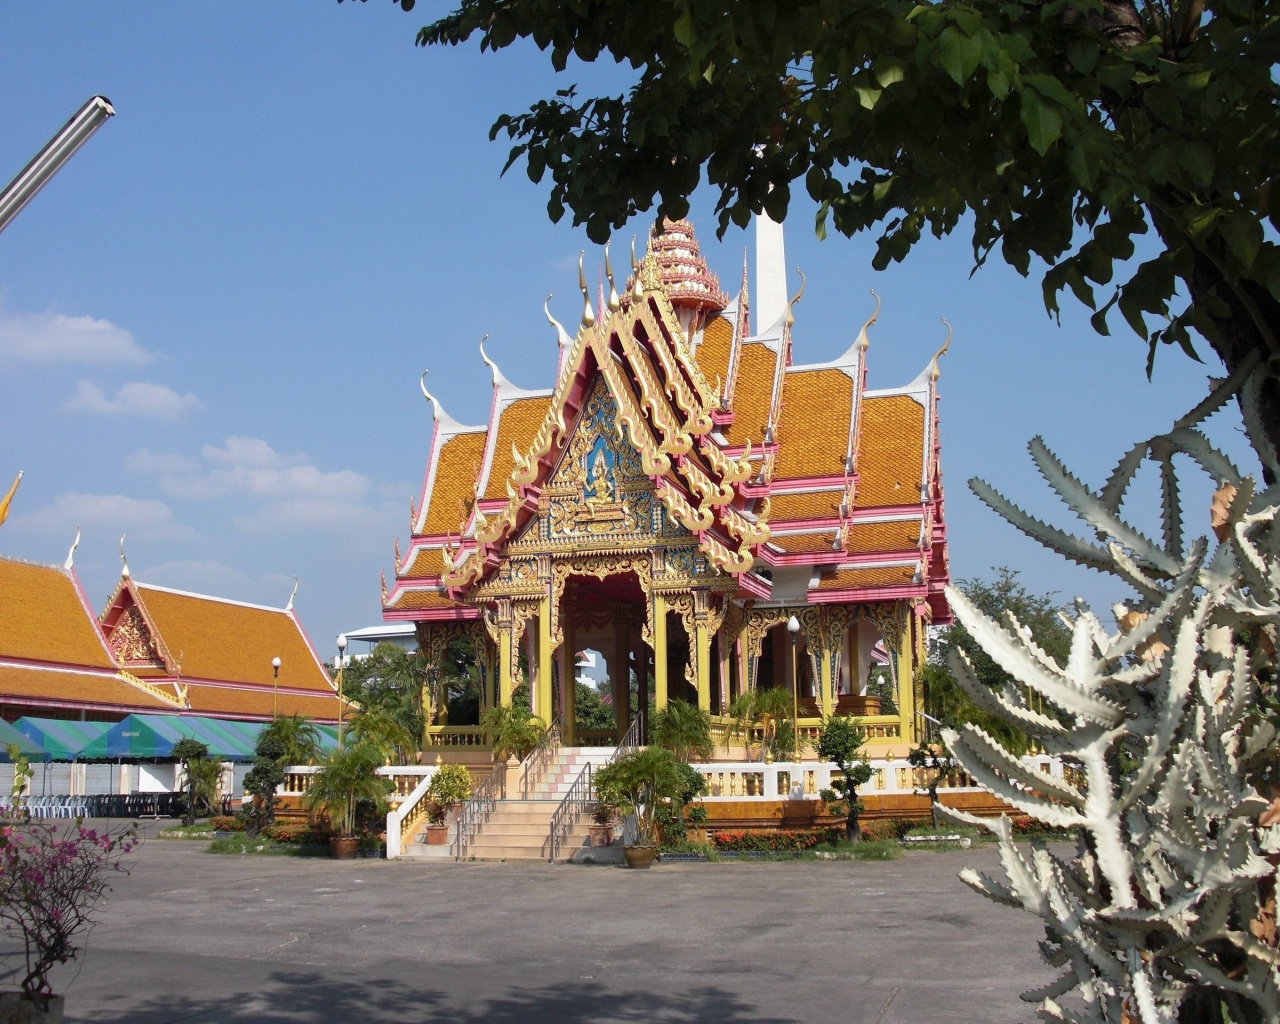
15;824;1051;1023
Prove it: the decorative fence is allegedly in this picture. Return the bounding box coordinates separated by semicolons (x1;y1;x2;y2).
280;766;434;801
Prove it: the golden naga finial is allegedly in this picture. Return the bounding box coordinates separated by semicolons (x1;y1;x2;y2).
604;240;621;313
630;236;643;300
394;537;402;571
579;252;596;328
0;470;22;529
380;568;388;603
286;576;298;611
119;534;130;579
929;318;953;382
409;497;417;528
63;525;80;571
784;267;806;329
544;294;572;350
856;289;881;352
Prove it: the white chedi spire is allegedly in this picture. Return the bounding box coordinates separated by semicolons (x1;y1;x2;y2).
755;213;788;333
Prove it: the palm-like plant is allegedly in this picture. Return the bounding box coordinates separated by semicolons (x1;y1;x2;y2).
726;688;793;760
593;746;685;848
259;714;322;766
649;699;714;762
478;704;545;761
346;706;415;763
304;741;392;838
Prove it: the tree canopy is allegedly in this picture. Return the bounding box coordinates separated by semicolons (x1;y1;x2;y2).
401;0;1280;445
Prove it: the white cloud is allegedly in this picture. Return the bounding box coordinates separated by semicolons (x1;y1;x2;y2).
235;499;389;533
0;310;151;365
65;381;203;419
130;435;369;501
10;491;194;543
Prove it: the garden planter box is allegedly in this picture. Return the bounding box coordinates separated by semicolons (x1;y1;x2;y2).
0;993;65;1024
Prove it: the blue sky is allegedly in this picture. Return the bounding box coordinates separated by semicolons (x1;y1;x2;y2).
0;3;1251;659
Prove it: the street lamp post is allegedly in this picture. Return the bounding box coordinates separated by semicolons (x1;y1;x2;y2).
336;634;348;748
787;615;801;764
271;657;281;718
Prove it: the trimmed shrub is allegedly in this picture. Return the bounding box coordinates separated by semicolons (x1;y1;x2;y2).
857;818;914;843
710;828;843;852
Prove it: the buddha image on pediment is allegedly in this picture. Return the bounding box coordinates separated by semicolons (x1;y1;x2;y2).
585;436;616;505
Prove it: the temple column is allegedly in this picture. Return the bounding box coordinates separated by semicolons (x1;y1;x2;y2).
634;624;649;741
562;607;578;744
692;592;712;713
652;592;669;711
611;605;631;740
717;634;731;714
896;615;918;746
496;605;516;709
817;646;835;720
538;595;554;725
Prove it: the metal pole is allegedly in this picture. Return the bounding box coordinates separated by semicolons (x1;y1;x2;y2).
0;96;115;235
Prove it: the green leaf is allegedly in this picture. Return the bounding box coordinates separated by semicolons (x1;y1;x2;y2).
1220;212;1262;269
938;25;982;86
1143;87;1182;129
673;11;696;49
1068;143;1097;190
856;86;882;110
874;62;906;88
1178;142;1215;189
1020;91;1062;155
1066;39;1097;75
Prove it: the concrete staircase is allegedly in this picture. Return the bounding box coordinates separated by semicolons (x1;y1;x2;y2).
403;747;616;862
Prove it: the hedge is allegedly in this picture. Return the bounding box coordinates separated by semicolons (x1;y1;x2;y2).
710;828;843;852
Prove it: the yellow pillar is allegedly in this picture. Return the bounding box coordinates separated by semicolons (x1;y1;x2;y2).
717;634;731;714
818;647;835;720
498;620;515;708
563;610;577;745
695;620;712;713
538;597;554;725
653;593;669;711
896;615;917;745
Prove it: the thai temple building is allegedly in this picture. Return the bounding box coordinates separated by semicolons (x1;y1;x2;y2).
384;218;950;759
0;541;340;725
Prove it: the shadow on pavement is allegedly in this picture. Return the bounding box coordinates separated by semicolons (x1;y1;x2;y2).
77;971;790;1024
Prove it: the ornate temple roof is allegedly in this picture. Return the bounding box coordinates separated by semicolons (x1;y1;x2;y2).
386;219;950;623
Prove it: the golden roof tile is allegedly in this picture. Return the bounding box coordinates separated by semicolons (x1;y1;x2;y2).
133;585;333;694
387;590;467;612
769;532;842;554
0;557;114;668
183;682;341;721
722;343;777;447
403;547;447;580
695;314;733;398
774;369;853;479
816;565;918;590
844;519;924;555
423;431;488;535
856;395;925;508
767;490;843;521
483;397;554;500
0;664;172;711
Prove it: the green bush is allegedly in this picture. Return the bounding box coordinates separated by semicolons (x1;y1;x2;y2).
210;815;246;833
427;763;472;805
858;818;915;843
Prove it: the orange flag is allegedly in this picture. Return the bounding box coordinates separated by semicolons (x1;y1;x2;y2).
0;471;23;528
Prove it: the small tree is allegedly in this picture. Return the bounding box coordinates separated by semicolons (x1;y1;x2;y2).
478;704;545;762
242;731;286;835
907;736;959;830
258;715;322;766
817;716;874;843
650;699;714;763
305;741;393;839
172;738;220;826
5;743;33;819
593;746;686;848
726;687;793;762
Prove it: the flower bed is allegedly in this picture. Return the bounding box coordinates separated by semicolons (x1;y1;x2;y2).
710;828;843;852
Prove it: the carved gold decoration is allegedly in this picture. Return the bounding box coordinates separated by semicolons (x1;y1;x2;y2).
109;604;164;666
551;553;654;648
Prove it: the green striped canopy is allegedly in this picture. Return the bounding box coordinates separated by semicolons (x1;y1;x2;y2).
13;718;111;761
84;715;262;761
0;719;45;760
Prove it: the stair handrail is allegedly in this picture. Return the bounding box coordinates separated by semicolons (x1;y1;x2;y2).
610;716;642;764
520;714;563;798
452;759;507;860
385;768;436;860
547;762;592;862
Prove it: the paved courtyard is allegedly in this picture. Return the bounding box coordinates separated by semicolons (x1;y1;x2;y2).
23;824;1052;1024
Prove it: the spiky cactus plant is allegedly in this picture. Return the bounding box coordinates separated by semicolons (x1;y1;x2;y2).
942;365;1280;1024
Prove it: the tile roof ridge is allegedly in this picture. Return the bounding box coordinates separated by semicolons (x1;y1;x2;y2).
134;581;288;614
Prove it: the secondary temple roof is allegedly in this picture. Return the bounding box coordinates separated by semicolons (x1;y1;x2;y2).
385;218;950;624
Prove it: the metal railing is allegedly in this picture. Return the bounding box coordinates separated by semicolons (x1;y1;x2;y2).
610;716;641;764
547;763;593;862
520;715;563;798
452;760;507;860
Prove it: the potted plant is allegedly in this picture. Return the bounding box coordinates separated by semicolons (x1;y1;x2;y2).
685;805;710;846
593;746;685;868
0;821;137;1022
588;798;617;847
304;741;392;859
423;802;450;845
426;762;472;813
478;704;546;762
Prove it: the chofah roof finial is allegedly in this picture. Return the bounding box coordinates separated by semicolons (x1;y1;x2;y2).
856;290;881;352
478;334;507;388
64;525;80;571
929;319;953;381
579;252;596;329
544;294;572;351
119;534;130;579
604;240;621;313
286;576;298;611
630;236;643;300
785;267;806;330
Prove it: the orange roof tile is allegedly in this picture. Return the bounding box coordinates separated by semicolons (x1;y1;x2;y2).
423;431;488;535
770;532;843;554
403;547;447;580
856;395;925;508
184;682;340;721
0;557;114;668
767;490;843;522
816;565;918;591
774;370;853;479
387;590;467;612
483;396;553;499
722;343;777;447
0;664;172;711
696;315;733;399
132;585;333;694
844;519;924;555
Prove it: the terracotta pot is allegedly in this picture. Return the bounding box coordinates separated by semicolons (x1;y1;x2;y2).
624;844;659;869
588;823;614;847
425;823;449;846
0;993;65;1024
330;836;359;860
